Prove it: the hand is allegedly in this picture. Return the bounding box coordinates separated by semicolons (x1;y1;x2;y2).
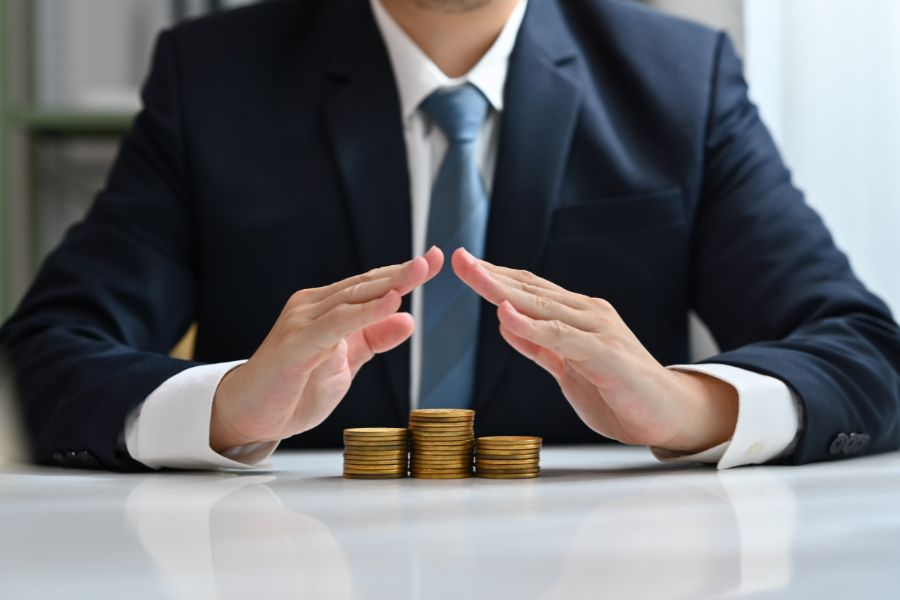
210;247;444;452
452;248;738;454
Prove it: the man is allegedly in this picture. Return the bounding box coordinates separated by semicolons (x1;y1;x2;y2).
1;0;898;471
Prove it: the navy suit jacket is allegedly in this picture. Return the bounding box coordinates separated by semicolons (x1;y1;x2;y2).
2;0;899;470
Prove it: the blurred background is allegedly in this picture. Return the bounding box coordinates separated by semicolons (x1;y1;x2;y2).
0;0;899;463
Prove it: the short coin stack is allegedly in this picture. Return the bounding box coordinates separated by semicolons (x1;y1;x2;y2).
342;428;409;479
408;409;475;479
475;436;542;479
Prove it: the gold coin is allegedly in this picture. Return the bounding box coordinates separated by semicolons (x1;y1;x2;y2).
343;449;409;457
476;453;539;459
408;428;473;435
344;470;408;477
343;464;408;472
410;409;474;418
409;460;472;469
345;468;407;474
411;467;472;472
344;459;408;467
411;473;474;479
344;440;409;450
408;413;474;420
408;421;473;428
411;430;473;436
343;473;407;480
475;467;541;475
475;472;539;479
475;459;540;467
344;427;408;435
411;455;472;461
476;439;541;446
411;429;474;436
414;441;474;447
476;446;541;453
409;467;472;475
343;434;408;442
478;436;541;443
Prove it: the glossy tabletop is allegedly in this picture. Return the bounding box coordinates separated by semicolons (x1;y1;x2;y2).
1;446;899;599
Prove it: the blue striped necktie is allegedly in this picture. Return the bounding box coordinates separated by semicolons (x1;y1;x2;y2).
419;84;491;410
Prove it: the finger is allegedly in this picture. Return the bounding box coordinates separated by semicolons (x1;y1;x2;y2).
307;257;429;320
489;270;593;310
490;275;599;330
300;290;403;358
453;249;597;329
347;313;415;375
499;324;566;380
463;248;566;294
497;301;597;362
451;247;508;305
424;245;444;280
298;257;422;305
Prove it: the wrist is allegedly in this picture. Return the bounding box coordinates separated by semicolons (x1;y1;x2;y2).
662;369;739;454
210;365;254;453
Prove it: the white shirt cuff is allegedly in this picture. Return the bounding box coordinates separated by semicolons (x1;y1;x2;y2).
653;363;801;470
123;360;279;470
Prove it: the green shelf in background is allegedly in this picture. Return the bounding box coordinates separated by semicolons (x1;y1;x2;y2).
10;109;136;135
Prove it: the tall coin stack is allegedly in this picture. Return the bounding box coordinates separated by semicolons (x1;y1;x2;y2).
342;428;409;479
408;409;475;479
475;436;542;479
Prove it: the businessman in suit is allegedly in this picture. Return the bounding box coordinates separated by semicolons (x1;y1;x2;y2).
1;0;899;471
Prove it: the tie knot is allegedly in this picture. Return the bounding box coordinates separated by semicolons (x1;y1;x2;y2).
421;84;490;144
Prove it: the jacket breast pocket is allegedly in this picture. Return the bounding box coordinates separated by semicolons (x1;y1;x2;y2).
551;187;686;239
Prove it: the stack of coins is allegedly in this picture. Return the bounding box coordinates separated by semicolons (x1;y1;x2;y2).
475;436;542;479
408;409;475;479
342;428;409;479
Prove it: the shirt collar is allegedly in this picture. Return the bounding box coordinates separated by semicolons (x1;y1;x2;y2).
370;0;527;120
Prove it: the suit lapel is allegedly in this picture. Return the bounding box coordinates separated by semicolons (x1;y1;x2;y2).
324;2;411;420
474;0;583;412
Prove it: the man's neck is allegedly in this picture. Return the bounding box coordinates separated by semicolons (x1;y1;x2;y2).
379;0;519;78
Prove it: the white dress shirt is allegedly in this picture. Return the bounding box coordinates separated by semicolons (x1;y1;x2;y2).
124;0;800;470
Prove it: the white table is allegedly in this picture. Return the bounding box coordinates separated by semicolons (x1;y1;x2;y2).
1;446;898;599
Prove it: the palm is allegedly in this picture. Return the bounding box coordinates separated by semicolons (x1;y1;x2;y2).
556;359;673;447
291;316;408;434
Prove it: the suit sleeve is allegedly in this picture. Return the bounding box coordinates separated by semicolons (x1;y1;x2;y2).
691;33;900;464
0;31;201;471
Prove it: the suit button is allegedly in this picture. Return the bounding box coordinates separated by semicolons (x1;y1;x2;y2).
829;433;849;455
846;433;861;454
76;451;99;469
51;452;64;465
858;434;871;453
65;450;79;465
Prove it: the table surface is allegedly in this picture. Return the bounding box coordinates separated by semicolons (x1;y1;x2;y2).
1;446;898;599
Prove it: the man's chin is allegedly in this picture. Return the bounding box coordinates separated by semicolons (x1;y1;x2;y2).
411;0;495;14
